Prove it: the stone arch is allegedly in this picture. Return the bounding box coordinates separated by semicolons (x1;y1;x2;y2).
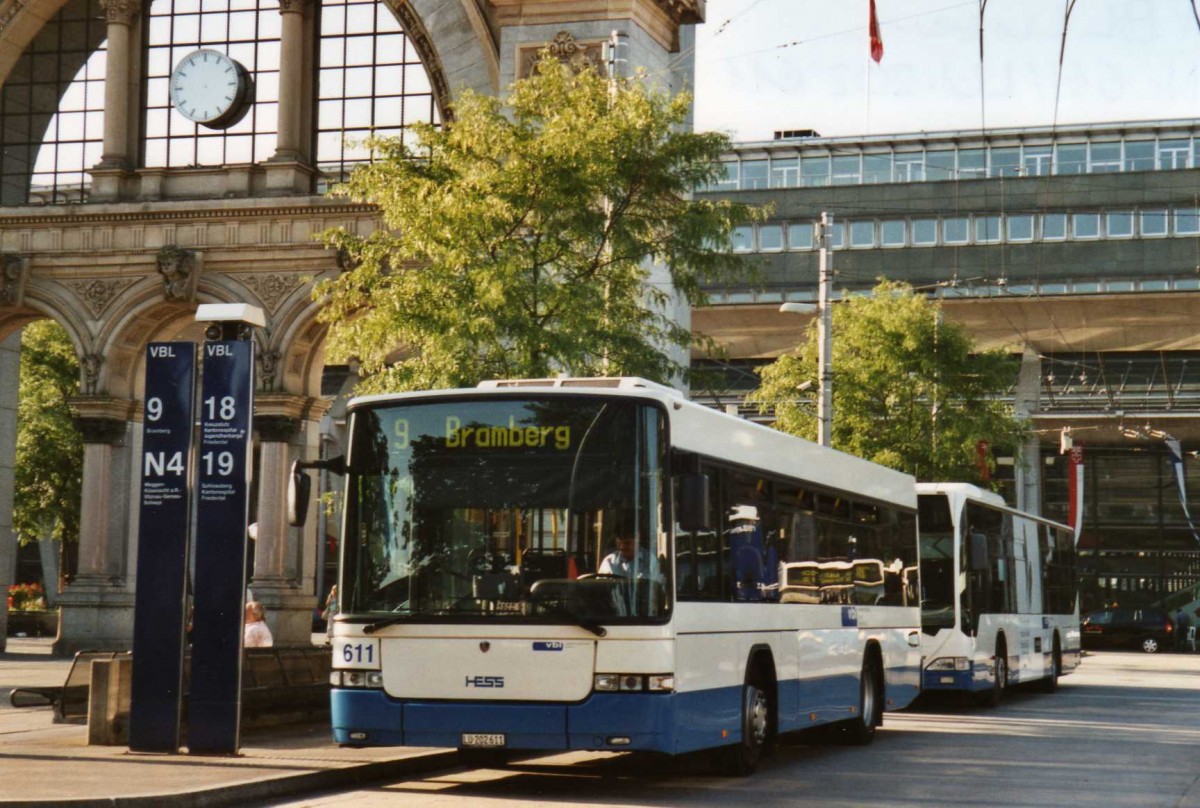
382;0;499;113
0;286;92;367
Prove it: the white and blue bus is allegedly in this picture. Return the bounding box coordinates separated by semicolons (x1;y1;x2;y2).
293;377;922;774
917;482;1081;704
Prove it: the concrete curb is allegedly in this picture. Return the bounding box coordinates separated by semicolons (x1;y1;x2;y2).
5;750;463;808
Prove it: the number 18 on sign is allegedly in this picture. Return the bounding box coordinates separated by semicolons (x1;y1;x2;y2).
189;339;255;755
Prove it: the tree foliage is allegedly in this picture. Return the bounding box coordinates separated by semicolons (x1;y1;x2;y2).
14;320;82;545
318;57;764;393
751;280;1025;482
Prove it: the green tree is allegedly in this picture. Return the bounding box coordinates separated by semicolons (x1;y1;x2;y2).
14;320;82;546
751;280;1025;482
318;57;764;393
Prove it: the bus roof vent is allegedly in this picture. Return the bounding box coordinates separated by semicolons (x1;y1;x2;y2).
478;376;682;396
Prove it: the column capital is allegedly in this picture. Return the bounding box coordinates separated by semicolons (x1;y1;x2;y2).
255;393;331;428
277;0;311;14
99;0;142;26
255;415;302;443
67;393;136;432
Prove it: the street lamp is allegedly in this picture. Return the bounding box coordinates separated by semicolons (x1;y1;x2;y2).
780;212;834;447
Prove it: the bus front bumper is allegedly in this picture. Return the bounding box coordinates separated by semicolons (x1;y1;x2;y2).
921;659;992;692
331;688;679;754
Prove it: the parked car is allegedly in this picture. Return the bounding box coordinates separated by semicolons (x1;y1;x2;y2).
1082;607;1174;653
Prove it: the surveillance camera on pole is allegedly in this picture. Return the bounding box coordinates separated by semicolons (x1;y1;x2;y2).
194;302;265;341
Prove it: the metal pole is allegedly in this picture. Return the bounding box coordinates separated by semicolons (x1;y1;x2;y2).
817;212;833;447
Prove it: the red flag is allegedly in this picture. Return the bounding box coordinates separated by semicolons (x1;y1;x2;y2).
975;440;991;482
869;0;884;63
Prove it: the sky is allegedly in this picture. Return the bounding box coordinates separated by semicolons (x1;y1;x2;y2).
692;0;1200;142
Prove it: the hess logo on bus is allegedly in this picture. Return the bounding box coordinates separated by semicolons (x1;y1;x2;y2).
465;675;505;688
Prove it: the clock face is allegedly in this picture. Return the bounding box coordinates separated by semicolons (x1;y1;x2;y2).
169;49;251;129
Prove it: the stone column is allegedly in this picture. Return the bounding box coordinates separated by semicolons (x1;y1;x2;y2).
0;330;21;650
250;394;329;644
264;0;317;194
97;0;141;169
56;398;138;654
272;0;308;162
1014;347;1043;514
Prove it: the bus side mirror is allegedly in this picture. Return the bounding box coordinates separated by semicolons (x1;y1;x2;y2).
288;461;312;527
677;473;710;532
967;531;989;572
288;455;346;527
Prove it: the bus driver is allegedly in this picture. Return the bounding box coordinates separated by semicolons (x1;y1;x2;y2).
599;534;663;583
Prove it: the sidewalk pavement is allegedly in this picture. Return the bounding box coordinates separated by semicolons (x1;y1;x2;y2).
0;638;458;807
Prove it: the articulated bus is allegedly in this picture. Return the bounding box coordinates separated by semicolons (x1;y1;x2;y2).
294;377;922;774
917;482;1081;704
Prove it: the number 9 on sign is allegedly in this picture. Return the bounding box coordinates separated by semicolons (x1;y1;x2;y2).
336;638;381;670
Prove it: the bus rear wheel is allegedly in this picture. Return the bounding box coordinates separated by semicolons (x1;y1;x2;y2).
723;675;771;775
1037;638;1061;693
841;654;881;746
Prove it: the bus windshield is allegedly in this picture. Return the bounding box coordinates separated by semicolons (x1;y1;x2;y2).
341;396;669;624
918;493;957;632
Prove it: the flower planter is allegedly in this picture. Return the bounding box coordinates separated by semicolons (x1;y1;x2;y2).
5;610;59;637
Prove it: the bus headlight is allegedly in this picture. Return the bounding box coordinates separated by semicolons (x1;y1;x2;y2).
594;673;674;693
926;657;970;672
331;670;385;688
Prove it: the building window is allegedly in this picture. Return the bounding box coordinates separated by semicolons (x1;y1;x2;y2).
831;154;861;185
1123;140;1155;172
1006;214;1033;242
894;151;925;181
943;217;969;244
711;161;739;191
741;159;768;190
926;150;955;181
912;218;937;245
731;225;754;253
881;220;906;247
1072;212;1101;239
863;153;892;184
143;0;282;169
1088;142;1121;173
1175;207;1200;235
850;220;875;248
974;214;1001;244
801;156;830;187
989;147;1021;177
1107;211;1134;238
316;0;439;182
758;224;783;252
1023;146;1052;176
2;0;107;205
788;223;813;250
769;157;799;188
1141;209;1168;237
957;149;985;179
1159;139;1190;170
827;221;846;248
1055;143;1086;175
1043;212;1067;240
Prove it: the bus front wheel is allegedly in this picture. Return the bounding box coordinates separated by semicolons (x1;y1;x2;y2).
979;637;1008;708
723;675;771;775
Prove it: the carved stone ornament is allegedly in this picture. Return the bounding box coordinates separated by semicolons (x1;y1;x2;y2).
0;253;30;307
518;32;605;80
98;0;141;26
0;1;25;35
257;348;282;393
241;272;302;312
156;245;201;303
277;0;310;12
81;354;103;395
68;278;136;318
